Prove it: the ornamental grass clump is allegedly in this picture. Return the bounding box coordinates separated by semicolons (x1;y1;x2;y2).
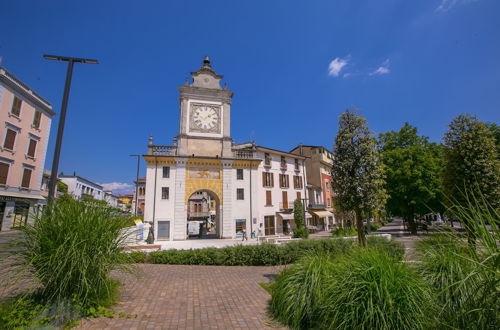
8;197;134;307
318;249;434;330
416;191;499;329
270;247;433;329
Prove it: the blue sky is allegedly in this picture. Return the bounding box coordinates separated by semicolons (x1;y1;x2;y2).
1;0;498;194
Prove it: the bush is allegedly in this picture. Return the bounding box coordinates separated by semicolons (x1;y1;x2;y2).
8;198;134;306
331;227;357;237
292;227;308;239
146;237;400;267
270;248;435;329
366;235;404;261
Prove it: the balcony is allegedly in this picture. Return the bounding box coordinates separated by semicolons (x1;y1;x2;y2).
188;211;211;218
234;150;255;159
308;203;326;209
279;201;295;211
280;162;287;170
148;145;177;156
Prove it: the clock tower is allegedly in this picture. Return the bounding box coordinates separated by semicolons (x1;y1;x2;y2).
176;56;234;158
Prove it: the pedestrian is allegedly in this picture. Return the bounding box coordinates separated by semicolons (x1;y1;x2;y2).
286;222;291;235
242;228;247;241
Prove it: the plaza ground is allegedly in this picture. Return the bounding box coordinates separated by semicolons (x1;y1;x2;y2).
1;219;431;329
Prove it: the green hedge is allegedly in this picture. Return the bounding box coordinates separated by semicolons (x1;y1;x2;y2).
126;237;403;266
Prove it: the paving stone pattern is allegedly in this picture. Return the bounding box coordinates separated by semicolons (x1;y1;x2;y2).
78;264;287;330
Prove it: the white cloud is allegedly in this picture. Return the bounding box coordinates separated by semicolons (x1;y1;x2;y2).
435;0;478;13
328;56;349;77
370;59;390;76
99;182;134;194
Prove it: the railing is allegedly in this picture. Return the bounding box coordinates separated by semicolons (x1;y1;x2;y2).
234;150;254;159
279;201;295;210
188;211;211;218
308;203;326;209
148;145;177;156
280;162;287;170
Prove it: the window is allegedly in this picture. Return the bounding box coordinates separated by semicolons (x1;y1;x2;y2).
327;198;331;207
27;139;37;158
296;191;301;201
161;187;169;199
325;180;329;192
280;156;287;169
279;174;289;188
11;96;22;117
235;219;246;235
264;215;275;235
237;188;244;200
33;111;42;128
293;176;303;189
21;168;32;188
265;190;272;206
262;172;274;187
264;153;271;166
162;166;170;178
295;159;300;171
0;163;9;185
4;129;17;150
157;220;170;239
236;168;243;180
282;191;288;209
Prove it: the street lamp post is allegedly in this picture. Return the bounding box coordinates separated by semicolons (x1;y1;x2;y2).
130;154;141;217
44;55;98;201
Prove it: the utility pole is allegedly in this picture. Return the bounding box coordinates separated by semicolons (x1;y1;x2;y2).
44;55;98;201
130;155;141;216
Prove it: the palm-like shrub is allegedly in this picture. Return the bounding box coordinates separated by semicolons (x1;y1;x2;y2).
10;197;133;306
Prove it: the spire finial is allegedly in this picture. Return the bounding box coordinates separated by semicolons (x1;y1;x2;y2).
203;55;210;65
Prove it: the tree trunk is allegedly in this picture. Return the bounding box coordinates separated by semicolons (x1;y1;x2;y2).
355;208;366;247
405;215;417;235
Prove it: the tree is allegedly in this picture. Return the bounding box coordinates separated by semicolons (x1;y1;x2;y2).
443;114;499;210
331;109;385;246
379;123;444;234
292;199;308;238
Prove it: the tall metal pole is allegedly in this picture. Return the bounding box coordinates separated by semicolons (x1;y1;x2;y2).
44;55;98;201
47;61;73;201
130;155;140;217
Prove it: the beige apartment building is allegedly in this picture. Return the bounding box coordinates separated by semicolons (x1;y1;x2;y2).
291;145;335;231
0;67;54;230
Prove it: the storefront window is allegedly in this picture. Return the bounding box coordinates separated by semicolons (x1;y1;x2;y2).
235;219;246;236
12;202;29;228
264;215;275;235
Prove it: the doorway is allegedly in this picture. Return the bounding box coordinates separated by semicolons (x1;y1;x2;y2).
186;190;220;239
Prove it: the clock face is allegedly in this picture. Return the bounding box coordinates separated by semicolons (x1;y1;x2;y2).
189;103;221;134
194;106;218;130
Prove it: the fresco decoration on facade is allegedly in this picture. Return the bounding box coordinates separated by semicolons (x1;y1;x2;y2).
188;168;221;179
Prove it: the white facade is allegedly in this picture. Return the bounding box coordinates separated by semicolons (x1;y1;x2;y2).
59;175;104;201
143;57;307;241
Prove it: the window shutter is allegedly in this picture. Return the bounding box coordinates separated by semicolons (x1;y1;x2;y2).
271;173;274;187
286;175;289;188
11;97;22;116
21;168;32;188
296;191;301;201
262;172;265;187
4;129;16;150
0;163;9;185
27;140;37;157
33;111;42;128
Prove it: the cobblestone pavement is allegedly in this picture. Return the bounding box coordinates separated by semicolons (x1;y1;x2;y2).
78;264;287;330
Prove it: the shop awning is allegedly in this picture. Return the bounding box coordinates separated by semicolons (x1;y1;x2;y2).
278;213;294;220
0;190;46;200
305;212;313;218
310;210;334;218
